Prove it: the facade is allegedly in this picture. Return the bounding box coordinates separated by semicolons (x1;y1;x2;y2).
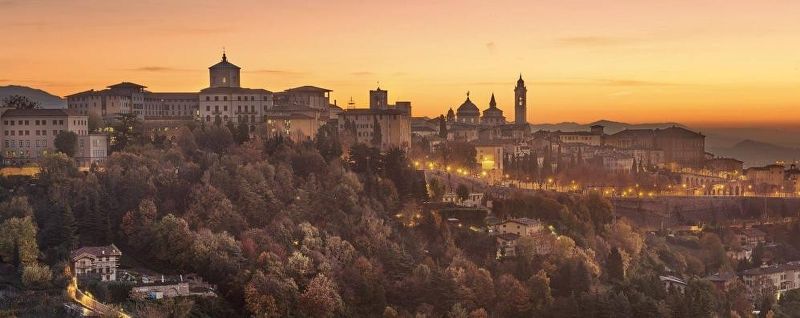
745;164;785;191
76;134;109;166
602;154;635;173
199;54;273;128
71;245;122;282
557;131;602;146
742;262;800;297
605;126;705;169
369;87;388;110
0;109;105;165
475;143;504;178
514;75;527;125
493;218;552;258
338;108;411;151
66;82;137;119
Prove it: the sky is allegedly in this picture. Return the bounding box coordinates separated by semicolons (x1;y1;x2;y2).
1;0;799;127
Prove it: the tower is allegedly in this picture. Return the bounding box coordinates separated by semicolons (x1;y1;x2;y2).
209;51;241;88
514;74;527;125
369;85;388;110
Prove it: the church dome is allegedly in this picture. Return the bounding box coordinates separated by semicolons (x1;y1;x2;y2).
456;95;480;117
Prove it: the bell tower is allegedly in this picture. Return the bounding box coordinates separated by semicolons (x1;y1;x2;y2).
209;50;241;88
514;74;527;125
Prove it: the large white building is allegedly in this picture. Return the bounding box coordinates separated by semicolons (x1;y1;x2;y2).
71;244;122;282
0;108;107;165
199;53;273;130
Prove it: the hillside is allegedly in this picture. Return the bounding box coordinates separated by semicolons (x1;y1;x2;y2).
0;85;66;109
709;139;800;167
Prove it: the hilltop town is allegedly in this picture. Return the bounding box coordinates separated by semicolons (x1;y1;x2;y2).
1;53;800;317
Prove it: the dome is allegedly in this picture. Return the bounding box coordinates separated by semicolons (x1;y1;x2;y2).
456;96;480;117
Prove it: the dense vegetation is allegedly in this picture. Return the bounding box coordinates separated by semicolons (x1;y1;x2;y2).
2;120;800;317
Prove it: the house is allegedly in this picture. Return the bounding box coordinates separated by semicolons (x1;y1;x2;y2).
734;227;767;247
493;218;552;258
705;272;738;291
727;245;754;262
494;218;544;237
741;262;800;297
71;244;122;281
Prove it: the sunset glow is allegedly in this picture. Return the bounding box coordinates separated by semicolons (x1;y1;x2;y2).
2;0;799;126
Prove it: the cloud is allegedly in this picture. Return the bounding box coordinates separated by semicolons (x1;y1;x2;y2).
485;42;496;53
127;66;194;72
553;36;640;47
534;78;682;87
351;71;374;76
248;69;306;76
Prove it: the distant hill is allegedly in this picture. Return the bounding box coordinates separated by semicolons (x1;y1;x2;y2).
531;120;685;135
0;85;66;109
709;139;800;167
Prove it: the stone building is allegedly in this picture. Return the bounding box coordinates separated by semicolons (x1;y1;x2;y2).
0;109;106;165
338;108;411;151
199;53;272;129
71;244;122;282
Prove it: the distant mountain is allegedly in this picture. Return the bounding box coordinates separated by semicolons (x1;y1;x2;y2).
0;85;66;109
709;139;800;167
531;119;685;135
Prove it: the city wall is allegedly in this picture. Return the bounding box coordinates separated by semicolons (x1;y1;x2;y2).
611;196;800;230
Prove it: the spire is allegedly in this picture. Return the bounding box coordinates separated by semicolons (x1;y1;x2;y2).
466;91;470;100
222;47;227;62
489;93;497;108
517;73;524;86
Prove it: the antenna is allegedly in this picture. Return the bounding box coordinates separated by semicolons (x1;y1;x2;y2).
347;97;355;109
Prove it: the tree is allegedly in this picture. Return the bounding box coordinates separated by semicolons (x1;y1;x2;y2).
110;113;143;151
21;263;52;289
54;131;78;157
87;111;104;132
1;95;39;109
371;117;382;148
456;184;469;201
607;247;625;282
235;119;250;144
0;196;34;221
0;216;39;267
298;274;343;318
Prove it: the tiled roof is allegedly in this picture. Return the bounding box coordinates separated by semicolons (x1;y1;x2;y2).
70;244;122;261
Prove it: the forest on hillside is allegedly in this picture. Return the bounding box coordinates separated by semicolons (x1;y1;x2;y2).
2;120;800;317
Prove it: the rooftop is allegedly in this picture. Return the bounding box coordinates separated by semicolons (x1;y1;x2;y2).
71;244;122;261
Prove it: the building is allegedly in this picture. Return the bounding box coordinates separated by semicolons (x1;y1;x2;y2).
493;218;552;257
338;108;411;151
605;126;705;169
742;262;800;297
705;157;744;175
76;133;109;166
654;126;706;169
66;83;137;119
494;218;544;237
1;109;107;165
733;227;767;247
475;142;504;180
481;93;506;126
705;272;738;291
198;53;273;128
71;245;122;282
602;154;635;173
557;131;603;147
370;87;388;110
455;93;480;124
745;164;785;192
514;75;527;126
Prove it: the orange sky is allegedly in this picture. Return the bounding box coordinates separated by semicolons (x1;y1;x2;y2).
2;0;799;127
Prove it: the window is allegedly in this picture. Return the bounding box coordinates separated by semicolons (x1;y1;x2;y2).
223;96;227;101
214;96;219;101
